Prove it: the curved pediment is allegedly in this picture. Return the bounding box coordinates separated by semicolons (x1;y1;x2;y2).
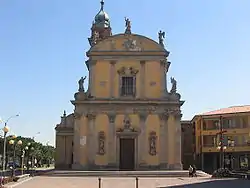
87;34;169;57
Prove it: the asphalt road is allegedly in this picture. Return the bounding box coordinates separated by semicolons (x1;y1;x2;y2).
8;176;250;188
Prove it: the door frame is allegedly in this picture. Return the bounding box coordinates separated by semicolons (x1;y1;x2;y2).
116;132;139;170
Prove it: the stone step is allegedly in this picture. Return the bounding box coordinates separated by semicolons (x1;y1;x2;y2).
45;170;211;178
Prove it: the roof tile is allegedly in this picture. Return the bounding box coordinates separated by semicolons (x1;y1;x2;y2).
201;105;250;116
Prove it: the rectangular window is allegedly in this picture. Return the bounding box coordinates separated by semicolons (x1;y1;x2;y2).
120;76;135;96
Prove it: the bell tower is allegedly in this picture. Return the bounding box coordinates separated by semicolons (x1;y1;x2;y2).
88;0;112;46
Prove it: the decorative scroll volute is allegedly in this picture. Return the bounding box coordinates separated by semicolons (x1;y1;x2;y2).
97;131;105;155
117;66;139;76
149;131;157;156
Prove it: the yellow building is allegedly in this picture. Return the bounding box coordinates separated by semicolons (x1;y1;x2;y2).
55;1;184;170
192;105;250;173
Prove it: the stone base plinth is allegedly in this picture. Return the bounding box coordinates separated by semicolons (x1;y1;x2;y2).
48;170;211;177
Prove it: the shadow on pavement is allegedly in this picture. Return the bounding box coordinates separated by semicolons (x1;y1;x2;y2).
160;179;250;188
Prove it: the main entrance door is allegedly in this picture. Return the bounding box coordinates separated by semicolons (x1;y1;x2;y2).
119;138;135;170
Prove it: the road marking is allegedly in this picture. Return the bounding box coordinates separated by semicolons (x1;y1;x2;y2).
9;177;32;188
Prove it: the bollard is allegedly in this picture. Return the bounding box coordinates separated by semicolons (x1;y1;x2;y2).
135;177;138;188
98;177;101;188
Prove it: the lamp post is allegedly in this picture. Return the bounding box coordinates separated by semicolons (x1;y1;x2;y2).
8;137;22;177
21;149;25;175
216;116;227;169
25;143;34;175
1;114;19;175
217;145;227;168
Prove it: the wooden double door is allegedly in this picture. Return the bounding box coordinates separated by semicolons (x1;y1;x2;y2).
119;138;135;170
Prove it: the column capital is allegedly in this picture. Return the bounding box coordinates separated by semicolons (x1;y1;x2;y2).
139;113;147;121
159;112;169;121
168;109;182;119
140;60;146;65
110;60;116;65
108;113;116;123
74;112;82;120
86;113;96;120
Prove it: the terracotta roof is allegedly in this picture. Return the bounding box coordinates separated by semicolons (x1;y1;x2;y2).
201;105;250;116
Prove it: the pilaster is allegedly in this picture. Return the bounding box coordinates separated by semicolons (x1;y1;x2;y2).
159;112;169;169
86;113;96;167
140;61;146;98
73;112;82;166
108;113;116;164
138;113;147;165
173;110;183;170
109;61;116;98
160;60;166;97
89;60;97;97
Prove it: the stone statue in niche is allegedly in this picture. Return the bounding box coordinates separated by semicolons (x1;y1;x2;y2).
78;76;86;92
170;77;177;94
149;131;157;156
98;131;105;155
123;115;131;130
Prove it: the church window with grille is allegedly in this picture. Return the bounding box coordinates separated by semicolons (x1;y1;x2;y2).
120;76;136;96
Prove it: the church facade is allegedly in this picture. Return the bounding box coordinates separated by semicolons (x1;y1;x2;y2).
55;1;184;170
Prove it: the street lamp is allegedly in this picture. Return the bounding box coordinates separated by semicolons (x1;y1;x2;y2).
25;143;34;175
8;139;22;177
217;144;227;168
21;149;25;175
1;114;19;175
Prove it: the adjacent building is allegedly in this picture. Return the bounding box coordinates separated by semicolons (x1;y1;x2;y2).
181;120;195;169
192;105;250;173
55;1;184;170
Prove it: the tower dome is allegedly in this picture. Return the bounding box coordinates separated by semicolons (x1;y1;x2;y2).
94;0;110;28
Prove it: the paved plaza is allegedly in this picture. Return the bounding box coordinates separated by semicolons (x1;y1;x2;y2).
7;176;250;188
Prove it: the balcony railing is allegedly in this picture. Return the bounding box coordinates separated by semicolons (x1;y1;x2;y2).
203;143;250;148
203;124;250;131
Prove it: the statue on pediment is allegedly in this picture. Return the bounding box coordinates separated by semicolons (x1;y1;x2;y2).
125;17;131;34
158;30;165;47
170;77;177;94
78;76;86;92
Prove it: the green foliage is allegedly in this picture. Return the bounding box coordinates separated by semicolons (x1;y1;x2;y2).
0;135;54;166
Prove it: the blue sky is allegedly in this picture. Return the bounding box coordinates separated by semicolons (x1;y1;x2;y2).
1;0;250;146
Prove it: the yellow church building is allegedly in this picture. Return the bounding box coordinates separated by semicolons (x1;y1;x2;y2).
55;0;184;170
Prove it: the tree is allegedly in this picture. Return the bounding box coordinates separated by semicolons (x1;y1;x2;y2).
0;136;55;168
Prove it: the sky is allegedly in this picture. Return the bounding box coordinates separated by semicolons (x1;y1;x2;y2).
1;0;250;146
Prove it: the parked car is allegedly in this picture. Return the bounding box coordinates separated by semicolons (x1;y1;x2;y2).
7;162;21;169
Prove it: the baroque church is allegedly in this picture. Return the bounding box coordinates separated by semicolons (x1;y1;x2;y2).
55;0;184;170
